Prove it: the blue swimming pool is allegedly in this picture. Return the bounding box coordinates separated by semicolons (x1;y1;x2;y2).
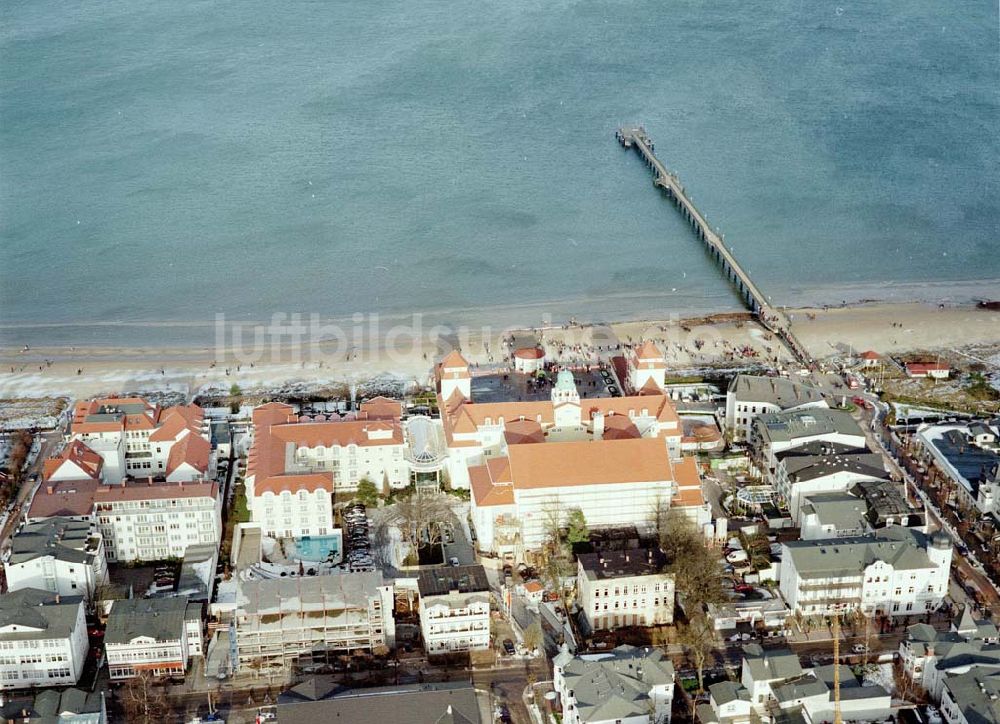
295;534;342;563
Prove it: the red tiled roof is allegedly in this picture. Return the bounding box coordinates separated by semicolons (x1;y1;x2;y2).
94;479;217;503
469;458;515;507
507;438;672;489
514;347;545;360
504;420;545;445
165;432;211;476
27;479;99;520
43;440;103;481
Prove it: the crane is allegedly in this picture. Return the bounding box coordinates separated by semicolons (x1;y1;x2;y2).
832;614;842;724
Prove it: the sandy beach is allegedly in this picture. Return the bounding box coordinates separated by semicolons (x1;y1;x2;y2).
0;302;997;401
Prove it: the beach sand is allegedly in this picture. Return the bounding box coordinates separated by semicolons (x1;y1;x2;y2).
0;302;997;400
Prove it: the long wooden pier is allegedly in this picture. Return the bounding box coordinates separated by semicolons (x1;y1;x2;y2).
616;126;813;366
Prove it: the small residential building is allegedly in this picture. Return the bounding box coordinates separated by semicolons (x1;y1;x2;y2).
779;528;952;618
553;644;675;724
939;669;1000;724
725;375;828;442
0;589;88;690
798;493;869;540
94;479;221;562
416;565;491;654
105;596;202;681
906;362;950;379
701;645;889;723
4;518;108;598
233;572;394;675
749;409;868;477
899;606;1000;703
0;688;108;724
576;548;674;633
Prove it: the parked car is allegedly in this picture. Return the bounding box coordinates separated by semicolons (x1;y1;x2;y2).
851;644;867;654
502;639;516;655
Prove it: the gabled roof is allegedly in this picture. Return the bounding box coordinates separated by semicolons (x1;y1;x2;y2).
43;440;103;481
439;350;469;369
634;340;663;361
469;458;515;507
149;404;204;442
165;431;211;476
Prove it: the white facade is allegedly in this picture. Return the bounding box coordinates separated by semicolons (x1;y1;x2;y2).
233;573;394;675
778;467;884;521
253;487;333;539
577;551;675;632
780;530;952;618
553;644;674;724
725;376;828;442
0;590;88;691
105;598;198;681
4;520;108;599
419;593;490;654
94;482;222;562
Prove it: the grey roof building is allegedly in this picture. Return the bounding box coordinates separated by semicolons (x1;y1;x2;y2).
417;565;490;597
940;669;1000;724
104;596;193;645
0;588;85;642
0;688;106;724
7;518;98;567
577;548;667;581
276;681;482;724
752;408;864;449
728;375;826;409
554;644;675;724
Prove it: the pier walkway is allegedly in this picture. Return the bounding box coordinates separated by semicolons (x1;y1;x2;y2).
616;126;813;366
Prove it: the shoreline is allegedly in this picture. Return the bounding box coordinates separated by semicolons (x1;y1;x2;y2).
1;301;998;401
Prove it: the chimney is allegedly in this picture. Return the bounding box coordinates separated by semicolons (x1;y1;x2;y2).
593;411;605;440
54;594;60;604
46;484;54;494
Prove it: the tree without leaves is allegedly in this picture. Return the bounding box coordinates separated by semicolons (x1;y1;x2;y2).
121;671;168;723
659;509;727;613
392;490;453;555
679;613;717;693
523;621;543;653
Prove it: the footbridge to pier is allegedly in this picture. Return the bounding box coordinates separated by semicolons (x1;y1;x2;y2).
616;126;813;367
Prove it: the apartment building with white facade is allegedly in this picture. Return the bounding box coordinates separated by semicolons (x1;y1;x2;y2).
417;565;491;654
94;479;221;562
553;644;675;724
725;375;828;442
105;597;202;681
773;442;889;520
779;528;952;619
576;548;675;633
470;436;707;560
4;518;108;598
0;589;88;691
67;398;212;482
749;408;868;477
233;572;394;675
245;402;408;538
437;353;684;489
